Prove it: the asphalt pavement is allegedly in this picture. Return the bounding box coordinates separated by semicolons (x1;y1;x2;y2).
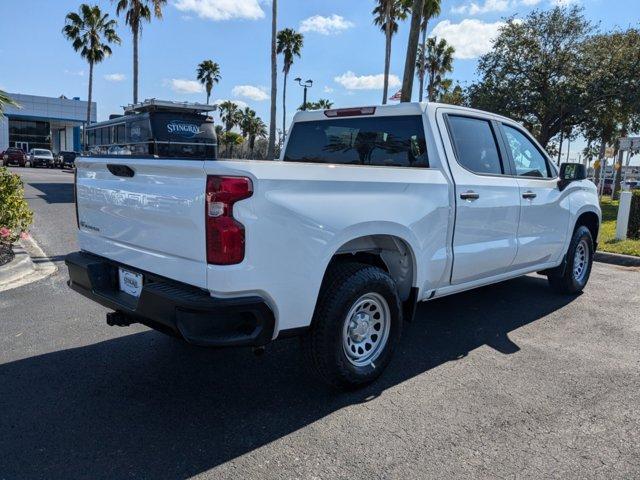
1;166;639;480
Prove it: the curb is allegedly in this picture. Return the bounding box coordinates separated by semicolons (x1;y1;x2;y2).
594;251;640;267
0;236;57;292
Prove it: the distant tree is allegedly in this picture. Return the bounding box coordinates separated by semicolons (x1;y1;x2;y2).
299;99;334;110
246;117;267;155
417;0;441;102
418;37;454;101
221;131;244;158
196;60;221;104
467;6;592;148
218;101;242;133
0;91;18;116
277;28;304;138
373;0;411;104
438;81;465;106
239;107;257;138
63;4;120;138
113;0;167;104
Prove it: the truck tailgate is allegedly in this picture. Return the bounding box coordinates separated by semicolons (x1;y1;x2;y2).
75;158;208;288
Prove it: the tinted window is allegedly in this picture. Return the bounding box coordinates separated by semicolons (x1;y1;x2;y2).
284;115;428;168
503;125;551;178
447;116;503;175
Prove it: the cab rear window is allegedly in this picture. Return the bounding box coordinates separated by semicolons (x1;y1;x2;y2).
284;115;428;168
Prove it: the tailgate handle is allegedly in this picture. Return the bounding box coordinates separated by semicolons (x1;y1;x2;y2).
107;164;135;178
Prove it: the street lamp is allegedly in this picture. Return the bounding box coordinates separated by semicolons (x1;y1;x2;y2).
294;77;313;110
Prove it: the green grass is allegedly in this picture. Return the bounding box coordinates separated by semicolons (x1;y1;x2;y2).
598;197;640;257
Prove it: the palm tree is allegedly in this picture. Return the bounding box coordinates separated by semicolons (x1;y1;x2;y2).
114;0;167;104
400;0;425;102
267;0;278;160
373;0;411;104
240;107;257;138
63;4;120;143
0;91;18;116
218;101;242;133
299;99;334;110
276;28;304;140
424;37;454;101
196;60;221;104
417;0;441;102
246;117;267;156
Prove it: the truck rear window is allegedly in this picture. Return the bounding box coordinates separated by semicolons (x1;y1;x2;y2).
284;115;428;168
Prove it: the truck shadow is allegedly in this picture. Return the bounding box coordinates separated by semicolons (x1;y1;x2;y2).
0;275;575;479
26;182;74;204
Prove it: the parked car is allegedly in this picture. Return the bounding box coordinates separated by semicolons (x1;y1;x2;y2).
66;102;601;389
27;149;54;168
55;151;79;169
2;147;28;167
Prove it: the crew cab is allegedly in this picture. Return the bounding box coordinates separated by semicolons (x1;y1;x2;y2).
66;102;601;389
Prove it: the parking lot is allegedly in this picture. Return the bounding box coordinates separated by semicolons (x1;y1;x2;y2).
1;167;639;479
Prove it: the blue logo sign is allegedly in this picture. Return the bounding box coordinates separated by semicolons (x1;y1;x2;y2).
167;120;202;138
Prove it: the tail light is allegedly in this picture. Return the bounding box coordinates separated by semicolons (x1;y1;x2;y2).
206;176;253;265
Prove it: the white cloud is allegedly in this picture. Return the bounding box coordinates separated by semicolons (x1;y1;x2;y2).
232;85;269;101
334;71;401;90
172;0;264;21
64;69;84;77
452;0;542;14
431;19;504;59
323;86;334;94
551;0;580;5
300;14;354;35
213;98;249;110
165;78;204;94
104;73;126;82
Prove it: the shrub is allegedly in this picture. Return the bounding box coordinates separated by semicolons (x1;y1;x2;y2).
0;166;33;245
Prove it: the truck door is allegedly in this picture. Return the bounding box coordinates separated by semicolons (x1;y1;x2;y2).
439;112;520;284
498;123;569;268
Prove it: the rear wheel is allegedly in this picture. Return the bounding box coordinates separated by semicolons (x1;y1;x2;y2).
547;225;594;294
303;262;402;389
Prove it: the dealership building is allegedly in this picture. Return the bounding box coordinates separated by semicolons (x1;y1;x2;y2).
0;93;96;153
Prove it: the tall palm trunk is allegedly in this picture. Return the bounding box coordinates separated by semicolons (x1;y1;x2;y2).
133;26;139;104
418;22;428;102
267;0;278;159
85;60;94;148
282;71;288;140
382;2;392;105
401;0;425;102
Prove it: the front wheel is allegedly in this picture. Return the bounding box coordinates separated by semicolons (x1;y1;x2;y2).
303;262;402;389
547;225;594;294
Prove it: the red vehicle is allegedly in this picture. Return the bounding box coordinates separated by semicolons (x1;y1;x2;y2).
2;147;28;167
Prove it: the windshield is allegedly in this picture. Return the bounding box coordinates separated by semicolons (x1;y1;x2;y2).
34;149;52;156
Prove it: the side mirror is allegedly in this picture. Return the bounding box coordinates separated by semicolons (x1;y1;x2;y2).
558;163;587;191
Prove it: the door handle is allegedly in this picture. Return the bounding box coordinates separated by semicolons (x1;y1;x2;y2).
522;191;537;200
460;191;480;201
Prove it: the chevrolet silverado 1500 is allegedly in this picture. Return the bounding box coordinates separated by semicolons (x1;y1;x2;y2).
66;102;600;389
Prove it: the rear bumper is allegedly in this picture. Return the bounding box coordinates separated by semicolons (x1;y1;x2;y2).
65;251;275;347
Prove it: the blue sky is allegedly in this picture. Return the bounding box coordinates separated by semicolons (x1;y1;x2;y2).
0;0;637;156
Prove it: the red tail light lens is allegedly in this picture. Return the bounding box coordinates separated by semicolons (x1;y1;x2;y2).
206;176;253;265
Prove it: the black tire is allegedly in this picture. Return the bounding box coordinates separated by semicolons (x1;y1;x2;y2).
547;225;594;294
303;262;403;390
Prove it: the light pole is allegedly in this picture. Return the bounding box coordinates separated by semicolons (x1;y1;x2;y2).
294;77;313;110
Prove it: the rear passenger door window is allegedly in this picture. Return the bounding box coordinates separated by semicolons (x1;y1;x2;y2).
446;115;504;175
502;125;552;178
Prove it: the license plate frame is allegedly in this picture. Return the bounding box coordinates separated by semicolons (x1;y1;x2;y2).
118;267;144;298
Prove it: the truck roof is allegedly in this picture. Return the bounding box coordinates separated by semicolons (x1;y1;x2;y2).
291;102;515;124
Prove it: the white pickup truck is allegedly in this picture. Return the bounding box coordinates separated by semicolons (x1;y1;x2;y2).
66;102;600;389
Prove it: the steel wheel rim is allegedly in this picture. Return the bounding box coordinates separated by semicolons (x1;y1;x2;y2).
573;239;589;283
342;292;391;367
